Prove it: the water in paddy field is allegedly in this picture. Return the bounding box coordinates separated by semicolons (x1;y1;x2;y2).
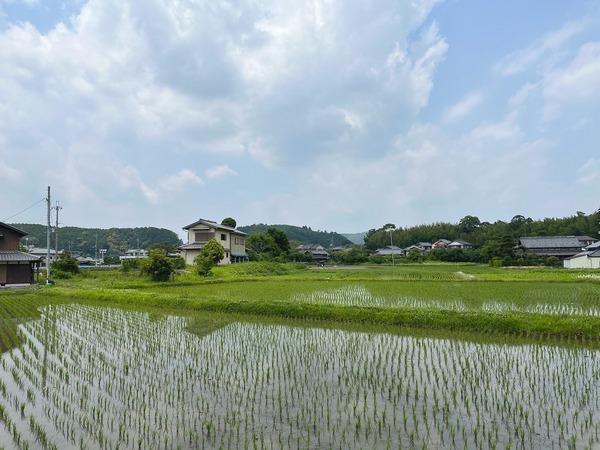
0;305;599;450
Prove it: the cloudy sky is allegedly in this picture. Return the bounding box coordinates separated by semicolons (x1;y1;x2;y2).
1;0;599;234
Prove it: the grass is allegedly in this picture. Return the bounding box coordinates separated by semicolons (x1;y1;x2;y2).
2;262;599;340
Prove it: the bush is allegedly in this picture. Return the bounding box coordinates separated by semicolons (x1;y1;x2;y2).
194;239;225;276
545;256;562;267
169;256;186;270
140;249;175;282
52;269;73;279
121;259;140;273
51;253;79;275
489;257;504;267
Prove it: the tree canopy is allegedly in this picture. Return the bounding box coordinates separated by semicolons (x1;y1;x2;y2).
364;211;600;250
221;218;237;228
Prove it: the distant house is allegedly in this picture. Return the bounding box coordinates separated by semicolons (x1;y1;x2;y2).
418;242;433;251
432;239;451;249
180;218;248;265
448;240;474;250
27;247;61;266
119;249;148;261
405;242;432;253
0;222;41;286
564;250;600;269
374;246;405;256
297;244;329;263
519;236;598;259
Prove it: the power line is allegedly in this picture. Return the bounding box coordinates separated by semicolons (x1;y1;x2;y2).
3;198;46;222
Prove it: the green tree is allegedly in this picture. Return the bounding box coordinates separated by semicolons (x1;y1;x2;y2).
221;218;237;228
194;239;225;276
246;233;278;259
266;228;290;254
51;253;80;275
141;249;174;282
459;215;481;234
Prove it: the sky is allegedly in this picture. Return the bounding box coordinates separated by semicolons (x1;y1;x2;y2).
1;0;599;235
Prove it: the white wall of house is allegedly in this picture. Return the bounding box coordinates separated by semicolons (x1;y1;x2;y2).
184;225;246;265
564;256;600;269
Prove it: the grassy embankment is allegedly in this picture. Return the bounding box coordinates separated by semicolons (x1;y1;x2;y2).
2;262;600;339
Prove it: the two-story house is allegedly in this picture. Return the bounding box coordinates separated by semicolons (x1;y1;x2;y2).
180;218;248;265
0;222;40;286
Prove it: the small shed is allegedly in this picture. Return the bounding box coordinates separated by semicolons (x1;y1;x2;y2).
0;222;41;286
564;250;600;269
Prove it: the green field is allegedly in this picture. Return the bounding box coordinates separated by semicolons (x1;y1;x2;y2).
0;263;599;449
7;263;598;339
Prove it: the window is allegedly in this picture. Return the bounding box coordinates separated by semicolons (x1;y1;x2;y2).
221;234;227;241
195;232;212;242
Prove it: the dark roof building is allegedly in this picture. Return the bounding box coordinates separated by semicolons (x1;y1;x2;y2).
519;236;598;259
0;222;41;286
374;246;405;256
297;244;329;263
448;240;474;249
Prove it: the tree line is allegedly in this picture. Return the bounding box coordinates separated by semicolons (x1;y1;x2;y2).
365;211;600;249
13;223;181;256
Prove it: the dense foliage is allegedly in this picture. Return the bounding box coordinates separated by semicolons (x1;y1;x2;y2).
50;253;80;279
221;217;237;228
140;249;175;282
239;224;352;247
13;223;181;257
246;228;292;261
364;211;600;250
194;239;225;276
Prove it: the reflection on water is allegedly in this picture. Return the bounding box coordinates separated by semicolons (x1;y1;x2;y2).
0;304;598;449
292;284;600;316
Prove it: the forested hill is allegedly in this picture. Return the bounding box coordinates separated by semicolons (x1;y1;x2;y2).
12;224;181;256
239;224;352;247
364;211;600;250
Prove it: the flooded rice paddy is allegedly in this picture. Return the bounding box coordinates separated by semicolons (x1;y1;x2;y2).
0;303;599;449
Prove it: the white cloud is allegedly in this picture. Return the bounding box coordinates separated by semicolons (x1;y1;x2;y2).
495;20;588;76
159;169;203;192
204;165;238;180
442;91;483;123
242;118;551;229
0;0;447;217
541;41;600;119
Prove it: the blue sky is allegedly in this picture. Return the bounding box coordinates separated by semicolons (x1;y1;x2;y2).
1;0;599;235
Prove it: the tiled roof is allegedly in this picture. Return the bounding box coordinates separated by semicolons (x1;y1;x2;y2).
179;243;205;250
182;218;247;235
0;251;41;262
585;241;600;250
520;236;583;249
0;222;27;237
568;250;600;259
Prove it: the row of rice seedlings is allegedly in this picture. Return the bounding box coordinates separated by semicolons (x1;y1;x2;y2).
291;284;600;317
0;303;598;449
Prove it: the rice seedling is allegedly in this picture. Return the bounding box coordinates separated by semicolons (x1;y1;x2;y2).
0;303;597;449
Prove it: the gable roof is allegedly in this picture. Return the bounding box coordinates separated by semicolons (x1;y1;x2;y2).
567;249;600;260
520;236;584;249
183;218;247;236
577;235;598;242
449;240;473;246
585;241;600;250
0;222;28;237
0;251;40;262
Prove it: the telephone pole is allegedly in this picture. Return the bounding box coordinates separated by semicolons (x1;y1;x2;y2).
46;186;51;282
53;201;63;258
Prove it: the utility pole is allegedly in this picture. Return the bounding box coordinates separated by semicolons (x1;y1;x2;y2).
53;201;62;258
46;186;51;282
385;226;396;266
